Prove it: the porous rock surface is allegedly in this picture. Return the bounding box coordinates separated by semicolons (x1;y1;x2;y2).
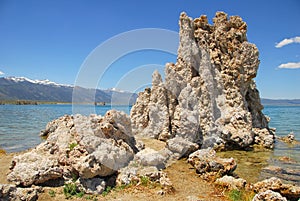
253;177;300;201
187;148;237;180
252;190;287;201
0;184;41;201
7;110;138;187
131;11;274;149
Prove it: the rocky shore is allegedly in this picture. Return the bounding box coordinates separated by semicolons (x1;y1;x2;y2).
1;11;300;201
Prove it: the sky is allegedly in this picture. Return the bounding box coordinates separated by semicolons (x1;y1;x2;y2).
0;0;299;99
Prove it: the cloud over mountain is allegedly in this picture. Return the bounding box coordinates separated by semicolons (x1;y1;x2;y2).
0;71;4;76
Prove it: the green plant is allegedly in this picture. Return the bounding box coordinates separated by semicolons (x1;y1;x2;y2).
114;184;127;192
102;186;112;196
63;182;85;199
140;176;150;186
85;195;98;201
69;142;78;151
228;189;242;201
48;190;56;197
227;189;255;201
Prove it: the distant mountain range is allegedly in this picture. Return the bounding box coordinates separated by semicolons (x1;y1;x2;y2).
0;77;137;105
261;98;300;106
1;76;299;106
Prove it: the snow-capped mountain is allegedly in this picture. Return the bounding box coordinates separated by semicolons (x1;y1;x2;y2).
5;76;73;87
0;76;137;104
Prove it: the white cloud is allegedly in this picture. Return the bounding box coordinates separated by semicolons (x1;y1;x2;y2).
278;62;300;69
275;36;300;48
0;71;4;76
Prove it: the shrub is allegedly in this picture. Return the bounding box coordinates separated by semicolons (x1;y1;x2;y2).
63;182;85;199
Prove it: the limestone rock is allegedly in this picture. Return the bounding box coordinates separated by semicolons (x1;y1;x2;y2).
7;151;63;186
215;175;246;190
188;148;237;180
130;11;273;149
253;177;300;201
116;161;172;189
8;110;137;186
134;148;167;169
0;184;41;201
278;132;298;144
76;177;106;194
252;190;287;201
166;136;199;158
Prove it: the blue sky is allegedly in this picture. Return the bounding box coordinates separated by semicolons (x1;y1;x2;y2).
0;0;299;99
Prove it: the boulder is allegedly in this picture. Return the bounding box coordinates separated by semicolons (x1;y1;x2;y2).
8;110;138;186
76;177;106;194
0;184;41;201
130;11;274;150
188;148;237;180
215;175;246;190
166;136;199;159
253;177;300;201
252;190;287;201
134;148;168;169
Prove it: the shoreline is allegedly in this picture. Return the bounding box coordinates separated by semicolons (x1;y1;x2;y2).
1;138;299;201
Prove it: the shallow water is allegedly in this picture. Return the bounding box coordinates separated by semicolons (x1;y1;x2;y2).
218;105;300;185
0;104;299;184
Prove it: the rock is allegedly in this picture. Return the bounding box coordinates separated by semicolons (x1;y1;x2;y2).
215;175;246;189
130;11;273;150
253;128;275;149
116;161;173;189
8;110;138;186
188;148;237;180
76;177;106;194
253;177;300;201
278;132;297;144
261;166;300;185
252;190;287;201
134;148;167;169
0;184;42;201
7;151;63;186
166;136;199;159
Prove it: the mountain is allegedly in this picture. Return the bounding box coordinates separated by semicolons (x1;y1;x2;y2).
261;98;300;106
0;77;137;105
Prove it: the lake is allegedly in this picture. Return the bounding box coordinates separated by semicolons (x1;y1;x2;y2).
0;104;131;152
0;104;299;184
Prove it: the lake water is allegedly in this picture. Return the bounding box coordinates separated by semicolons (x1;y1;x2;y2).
0;104;299;184
0;104;131;152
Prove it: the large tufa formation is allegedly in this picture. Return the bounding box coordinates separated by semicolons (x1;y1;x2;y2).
130;11;274;150
8;110;138;188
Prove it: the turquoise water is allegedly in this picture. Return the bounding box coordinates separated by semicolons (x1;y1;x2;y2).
0;104;131;152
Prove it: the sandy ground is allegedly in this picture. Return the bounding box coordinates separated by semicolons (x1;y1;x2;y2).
0;140;229;201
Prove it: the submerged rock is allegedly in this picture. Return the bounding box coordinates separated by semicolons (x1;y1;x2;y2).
278;132;298;144
130;11;273;150
7;110;138;187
